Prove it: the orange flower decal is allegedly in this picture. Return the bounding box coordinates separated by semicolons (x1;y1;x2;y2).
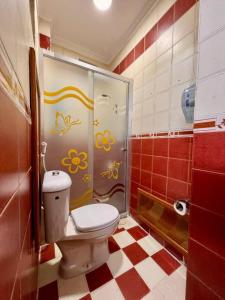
95;130;116;152
61;148;88;174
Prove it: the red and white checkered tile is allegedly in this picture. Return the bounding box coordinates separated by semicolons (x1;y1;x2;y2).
38;217;186;300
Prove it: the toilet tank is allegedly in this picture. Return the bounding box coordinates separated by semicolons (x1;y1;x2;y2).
42;170;72;243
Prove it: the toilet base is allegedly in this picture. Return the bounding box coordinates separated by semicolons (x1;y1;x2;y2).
57;236;110;279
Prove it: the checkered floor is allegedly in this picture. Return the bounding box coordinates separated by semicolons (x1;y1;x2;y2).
38;217;186;300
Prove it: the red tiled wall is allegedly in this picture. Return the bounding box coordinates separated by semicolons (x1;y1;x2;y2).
39;33;51;50
186;132;225;299
0;89;38;297
129;136;193;208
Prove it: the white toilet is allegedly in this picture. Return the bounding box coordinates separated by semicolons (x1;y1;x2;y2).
42;170;120;279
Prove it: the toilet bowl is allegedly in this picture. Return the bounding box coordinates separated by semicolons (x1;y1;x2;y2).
42;170;120;279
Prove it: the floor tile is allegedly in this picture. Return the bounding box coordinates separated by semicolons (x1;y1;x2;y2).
86;263;113;292
152;249;180;275
127;226;148;241
38;256;61;288
114;227;125;234
176;265;187;280
142;289;164;300
154;271;186;300
108;236;120;254
135;257;167;289
79;295;92;300
116;268;150;300
123;243;149;265
113;231;136;248
58;274;89;300
137;236;163;256
55;244;63;258
91;280;124;300
39;280;59;300
118;217;138;230
107;250;133;278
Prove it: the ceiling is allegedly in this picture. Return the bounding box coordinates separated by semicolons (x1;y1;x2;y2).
38;0;156;65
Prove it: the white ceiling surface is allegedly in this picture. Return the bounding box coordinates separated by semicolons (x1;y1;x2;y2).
38;0;156;65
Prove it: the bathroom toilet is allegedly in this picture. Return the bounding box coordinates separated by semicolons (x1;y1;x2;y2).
42;170;120;279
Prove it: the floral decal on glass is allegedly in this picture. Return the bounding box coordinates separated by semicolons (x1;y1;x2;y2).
95;130;116;152
51;111;81;136
61;148;88;174
100;161;121;180
82;173;92;183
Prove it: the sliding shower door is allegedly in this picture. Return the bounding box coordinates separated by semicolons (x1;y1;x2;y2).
42;54;129;214
42;57;94;211
93;73;128;214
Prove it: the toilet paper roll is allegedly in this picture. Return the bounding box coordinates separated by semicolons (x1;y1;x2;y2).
173;201;187;216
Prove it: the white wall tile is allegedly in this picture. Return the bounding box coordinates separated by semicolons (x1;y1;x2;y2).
144;79;155;100
157;27;173;57
174;7;196;44
155;71;171;93
155;90;170;113
156;49;172;76
198;28;225;79
170;107;192;131
199;0;225;41
155;110;170;132
172;56;194;86
142;114;155;133
143;44;157;67
173;32;195;65
144;62;156;84
142;98;154;116
195;72;225;120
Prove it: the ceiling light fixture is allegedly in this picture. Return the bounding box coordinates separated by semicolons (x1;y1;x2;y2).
93;0;112;11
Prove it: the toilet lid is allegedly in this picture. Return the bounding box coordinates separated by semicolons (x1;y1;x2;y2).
71;204;119;232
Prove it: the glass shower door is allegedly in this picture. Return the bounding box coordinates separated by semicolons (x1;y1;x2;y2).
93;73;128;214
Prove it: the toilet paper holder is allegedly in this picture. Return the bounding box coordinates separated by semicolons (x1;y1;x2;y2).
173;199;189;216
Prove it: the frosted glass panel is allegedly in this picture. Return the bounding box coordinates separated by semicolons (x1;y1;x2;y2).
43;57;93;210
93;73;128;213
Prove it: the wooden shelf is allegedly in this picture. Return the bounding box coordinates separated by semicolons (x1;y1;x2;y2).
137;188;188;256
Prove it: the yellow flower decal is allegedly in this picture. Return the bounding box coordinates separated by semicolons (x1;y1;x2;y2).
100;161;121;180
61;148;88;174
95;130;116;152
93;119;100;127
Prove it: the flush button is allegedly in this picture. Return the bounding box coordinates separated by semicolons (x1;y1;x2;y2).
52;171;60;176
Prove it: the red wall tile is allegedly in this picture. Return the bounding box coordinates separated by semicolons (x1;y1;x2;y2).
141;155;152;172
152;174;167;196
168;158;189;181
169;137;192;159
113;65;120;74
158;5;174;37
0;90;19;212
134;38;144;60
132;153;141;169
188;239;225;298
140;170;152;189
39;33;50;50
186;271;221;300
189;205;225;258
167;178;189;200
153;156;168;176
193;132;225;173
141;138;153;155
0;194;20;299
153;138;169;157
126;49;135;68
132;138;141;153
175;0;196;22
131;167;140;183
145;25;157;50
192;169;225;216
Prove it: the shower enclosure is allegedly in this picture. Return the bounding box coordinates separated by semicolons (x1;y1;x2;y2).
41;51;132;215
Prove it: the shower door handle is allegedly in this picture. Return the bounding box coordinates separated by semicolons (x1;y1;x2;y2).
121;148;127;152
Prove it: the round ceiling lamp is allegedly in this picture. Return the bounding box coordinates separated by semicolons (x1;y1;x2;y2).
93;0;112;11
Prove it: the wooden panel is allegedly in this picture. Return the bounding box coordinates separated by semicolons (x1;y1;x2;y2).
137;188;188;256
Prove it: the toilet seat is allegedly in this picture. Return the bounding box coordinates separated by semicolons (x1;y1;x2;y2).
71;203;119;232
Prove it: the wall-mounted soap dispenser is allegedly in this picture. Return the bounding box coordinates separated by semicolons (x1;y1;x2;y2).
181;84;196;123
